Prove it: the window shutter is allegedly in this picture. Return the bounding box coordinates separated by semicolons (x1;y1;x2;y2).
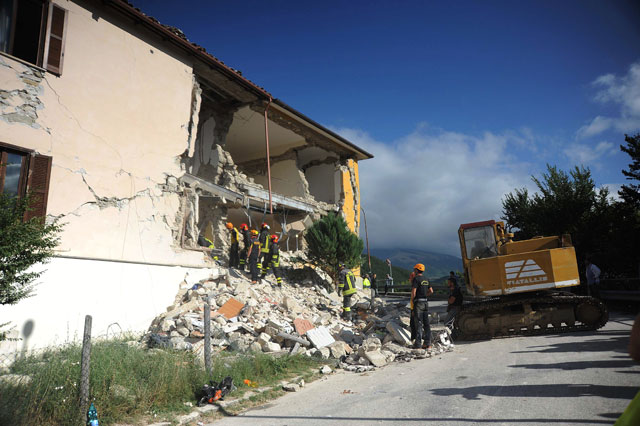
24;153;52;221
43;3;67;75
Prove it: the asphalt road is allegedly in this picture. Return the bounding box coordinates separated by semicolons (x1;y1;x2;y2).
211;309;639;426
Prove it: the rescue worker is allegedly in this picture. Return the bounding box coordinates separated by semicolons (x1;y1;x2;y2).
444;272;463;327
371;273;378;297
261;235;283;286
362;273;372;308
226;222;240;268
197;234;218;261
257;223;270;274
338;263;357;321
246;229;261;283
410;263;433;350
238;223;250;271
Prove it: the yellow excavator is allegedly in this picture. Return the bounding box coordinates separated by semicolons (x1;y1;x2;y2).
455;220;608;339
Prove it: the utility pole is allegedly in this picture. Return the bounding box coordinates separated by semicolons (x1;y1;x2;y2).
386;258;394;293
361;207;371;273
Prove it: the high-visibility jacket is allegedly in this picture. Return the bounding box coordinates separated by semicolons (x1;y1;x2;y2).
339;269;357;296
363;277;371;288
259;230;270;253
230;227;240;244
269;244;280;267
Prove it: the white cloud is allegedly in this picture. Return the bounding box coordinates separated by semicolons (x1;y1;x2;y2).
334;126;534;256
562;140;617;167
602;183;622;202
577;61;640;138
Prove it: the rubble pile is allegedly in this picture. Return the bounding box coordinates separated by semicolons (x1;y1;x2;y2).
144;261;454;371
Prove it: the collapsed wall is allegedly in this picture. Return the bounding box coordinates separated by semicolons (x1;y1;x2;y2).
144;258;454;371
175;80;363;259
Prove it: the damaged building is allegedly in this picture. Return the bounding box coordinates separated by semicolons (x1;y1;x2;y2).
0;0;372;351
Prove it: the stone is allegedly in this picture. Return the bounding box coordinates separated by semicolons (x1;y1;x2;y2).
328;341;347;359
160;319;175;332
339;329;355;343
362;337;381;352
263;341;281;352
314;347;331;359
257;332;271;347
320;365;332;374
386;321;411;346
364;350;388;367
382;342;407;354
282;383;300;392
249;342;262;352
214;316;227;325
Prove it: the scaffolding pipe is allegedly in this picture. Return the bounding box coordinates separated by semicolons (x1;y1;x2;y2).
264;97;273;214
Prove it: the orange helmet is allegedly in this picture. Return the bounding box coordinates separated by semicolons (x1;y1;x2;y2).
270;234;279;243
251;229;259;236
240;223;248;231
225;222;233;229
413;263;425;272
261;223;270;230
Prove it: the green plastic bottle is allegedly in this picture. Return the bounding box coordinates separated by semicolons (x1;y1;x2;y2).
86;402;99;426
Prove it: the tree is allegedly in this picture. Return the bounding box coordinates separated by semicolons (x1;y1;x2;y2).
619;133;640;207
501;164;613;267
1;193;61;307
305;212;363;284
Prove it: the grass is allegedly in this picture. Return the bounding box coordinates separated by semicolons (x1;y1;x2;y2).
0;337;324;425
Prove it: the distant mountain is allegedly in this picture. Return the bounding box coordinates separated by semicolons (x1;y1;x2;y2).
369;248;462;279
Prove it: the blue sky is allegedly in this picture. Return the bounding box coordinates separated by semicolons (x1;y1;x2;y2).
134;1;640;255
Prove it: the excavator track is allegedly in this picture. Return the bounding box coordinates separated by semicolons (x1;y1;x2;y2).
454;292;608;341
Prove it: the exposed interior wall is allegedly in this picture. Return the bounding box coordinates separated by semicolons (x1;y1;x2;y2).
251;159;311;199
305;163;338;204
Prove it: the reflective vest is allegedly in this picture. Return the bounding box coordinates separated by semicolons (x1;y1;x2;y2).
363;277;371;288
259;230;270;253
230;228;240;244
339;270;357;296
270;244;280;267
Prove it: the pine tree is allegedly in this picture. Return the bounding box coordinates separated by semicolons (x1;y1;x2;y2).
619;133;640;207
305;212;363;284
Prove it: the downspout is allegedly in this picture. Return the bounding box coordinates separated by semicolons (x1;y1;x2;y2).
264;97;273;214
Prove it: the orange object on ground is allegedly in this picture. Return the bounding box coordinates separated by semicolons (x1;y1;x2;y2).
215;298;244;319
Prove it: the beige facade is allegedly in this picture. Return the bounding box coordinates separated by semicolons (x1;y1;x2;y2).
0;0;370;350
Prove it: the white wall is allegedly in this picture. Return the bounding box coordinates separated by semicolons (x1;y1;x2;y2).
0;257;217;351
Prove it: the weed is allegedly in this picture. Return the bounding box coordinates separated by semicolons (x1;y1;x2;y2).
0;338;322;425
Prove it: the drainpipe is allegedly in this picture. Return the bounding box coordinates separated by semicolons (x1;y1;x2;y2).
264;97;273;214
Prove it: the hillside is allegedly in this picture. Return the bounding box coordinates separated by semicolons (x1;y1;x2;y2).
370;248;462;279
361;254;413;285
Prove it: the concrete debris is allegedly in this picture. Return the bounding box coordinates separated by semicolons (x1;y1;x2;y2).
282;383;300;392
143;263;454;373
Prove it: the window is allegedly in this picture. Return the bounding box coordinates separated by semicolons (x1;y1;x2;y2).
0;0;67;74
0;143;52;220
463;225;498;260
